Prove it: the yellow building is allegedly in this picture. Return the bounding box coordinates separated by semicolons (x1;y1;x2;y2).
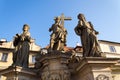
99;40;120;58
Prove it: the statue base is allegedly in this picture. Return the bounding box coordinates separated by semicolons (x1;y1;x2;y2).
72;57;119;80
36;50;71;80
0;66;38;80
1;51;120;80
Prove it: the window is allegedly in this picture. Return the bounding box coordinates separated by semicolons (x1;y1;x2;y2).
32;55;36;63
109;46;116;53
1;53;8;62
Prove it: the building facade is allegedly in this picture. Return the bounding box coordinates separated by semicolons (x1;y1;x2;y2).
0;39;120;80
99;40;120;58
1;39;120;70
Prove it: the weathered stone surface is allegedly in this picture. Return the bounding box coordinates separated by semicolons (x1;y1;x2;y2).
36;50;71;80
73;57;119;80
0;66;38;80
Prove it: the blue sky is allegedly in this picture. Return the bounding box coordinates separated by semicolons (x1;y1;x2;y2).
0;0;120;48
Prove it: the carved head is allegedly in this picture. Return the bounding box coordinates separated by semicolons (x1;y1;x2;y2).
22;24;30;32
55;16;61;20
55;16;61;23
77;13;86;21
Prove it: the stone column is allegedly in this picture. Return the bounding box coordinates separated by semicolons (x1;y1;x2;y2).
74;57;119;80
36;51;71;80
111;62;120;80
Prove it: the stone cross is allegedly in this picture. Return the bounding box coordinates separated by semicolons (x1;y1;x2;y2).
54;13;72;27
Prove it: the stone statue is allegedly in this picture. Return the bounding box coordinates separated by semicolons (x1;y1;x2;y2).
74;13;101;57
49;16;67;51
12;24;31;68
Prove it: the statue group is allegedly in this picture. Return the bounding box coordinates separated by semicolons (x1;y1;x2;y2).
12;13;101;68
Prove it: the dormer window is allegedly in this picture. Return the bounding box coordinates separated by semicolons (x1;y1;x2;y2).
109;46;116;53
1;53;8;62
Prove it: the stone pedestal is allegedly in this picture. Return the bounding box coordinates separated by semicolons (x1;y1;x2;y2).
74;57;119;80
111;62;120;80
0;66;38;80
36;51;71;80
